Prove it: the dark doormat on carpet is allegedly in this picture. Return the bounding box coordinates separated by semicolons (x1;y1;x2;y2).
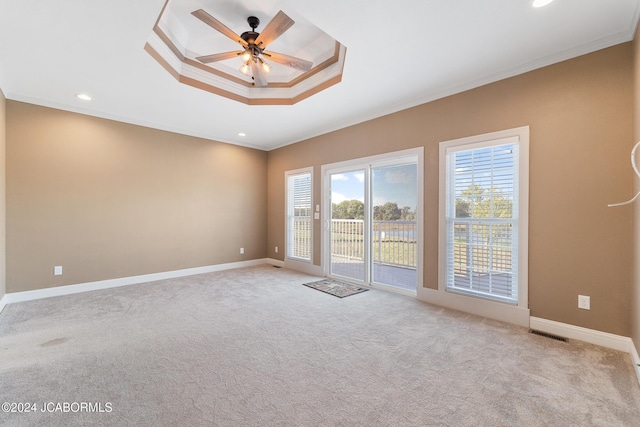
303;279;369;298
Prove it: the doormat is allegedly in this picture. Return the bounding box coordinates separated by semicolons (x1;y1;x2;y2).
303;279;369;298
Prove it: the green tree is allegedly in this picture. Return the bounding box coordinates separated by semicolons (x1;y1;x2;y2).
455;199;470;218
400;206;416;221
373;202;401;220
332;199;364;219
456;184;512;218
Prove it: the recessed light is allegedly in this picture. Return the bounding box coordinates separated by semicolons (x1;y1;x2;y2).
75;93;92;101
238;132;246;137
532;0;554;8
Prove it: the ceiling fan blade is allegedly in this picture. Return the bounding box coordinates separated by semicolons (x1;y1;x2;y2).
263;51;312;72
250;60;268;87
254;10;294;49
192;9;248;47
196;51;242;64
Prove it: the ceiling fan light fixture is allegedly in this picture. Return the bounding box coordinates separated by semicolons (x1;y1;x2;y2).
532;0;554;8
259;58;272;74
240;61;251;75
241;50;252;62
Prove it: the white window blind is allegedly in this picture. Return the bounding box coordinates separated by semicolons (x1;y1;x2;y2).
445;139;520;304
287;171;312;261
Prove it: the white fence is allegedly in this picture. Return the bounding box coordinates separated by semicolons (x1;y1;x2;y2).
331;219;417;269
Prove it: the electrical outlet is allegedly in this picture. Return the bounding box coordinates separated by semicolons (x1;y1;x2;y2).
54;266;62;276
578;295;590;310
275;246;278;253
240;247;244;255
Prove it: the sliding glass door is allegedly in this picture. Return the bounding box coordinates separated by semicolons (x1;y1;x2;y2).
329;169;366;282
371;163;418;291
323;149;422;293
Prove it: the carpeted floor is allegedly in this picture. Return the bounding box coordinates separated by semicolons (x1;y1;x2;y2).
0;265;639;426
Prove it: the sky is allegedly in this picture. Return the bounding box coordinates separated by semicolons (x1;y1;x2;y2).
331;163;417;210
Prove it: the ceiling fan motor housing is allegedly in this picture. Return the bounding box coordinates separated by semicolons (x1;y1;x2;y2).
241;16;260;44
241;30;260;43
241;16;262;59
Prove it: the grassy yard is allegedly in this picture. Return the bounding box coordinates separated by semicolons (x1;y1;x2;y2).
332;231;417;267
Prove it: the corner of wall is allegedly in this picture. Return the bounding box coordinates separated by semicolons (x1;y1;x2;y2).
0;87;6;303
632;20;640;366
631;338;640;386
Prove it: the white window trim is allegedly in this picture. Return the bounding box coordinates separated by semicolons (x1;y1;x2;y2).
418;126;529;327
284;167;313;272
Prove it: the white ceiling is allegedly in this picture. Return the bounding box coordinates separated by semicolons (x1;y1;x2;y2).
0;0;639;151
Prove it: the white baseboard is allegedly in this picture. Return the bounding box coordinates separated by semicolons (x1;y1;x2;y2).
0;294;7;314
529;317;632;353
283;258;323;277
266;258;285;268
3;258;270;305
530;317;640;387
418;287;530;327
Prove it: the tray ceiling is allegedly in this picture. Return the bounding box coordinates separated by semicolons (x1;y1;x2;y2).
146;1;346;104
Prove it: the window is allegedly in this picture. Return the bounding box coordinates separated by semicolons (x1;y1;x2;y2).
286;169;312;261
440;128;528;306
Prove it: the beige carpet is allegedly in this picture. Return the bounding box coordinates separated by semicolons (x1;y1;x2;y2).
1;265;639;426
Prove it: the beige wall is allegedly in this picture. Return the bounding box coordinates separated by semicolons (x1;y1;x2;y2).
268;44;634;336
6;102;267;292
0;88;5;300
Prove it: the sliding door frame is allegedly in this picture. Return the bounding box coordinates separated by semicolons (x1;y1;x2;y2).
321;147;424;294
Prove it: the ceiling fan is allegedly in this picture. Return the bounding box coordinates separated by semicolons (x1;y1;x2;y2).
191;9;313;87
